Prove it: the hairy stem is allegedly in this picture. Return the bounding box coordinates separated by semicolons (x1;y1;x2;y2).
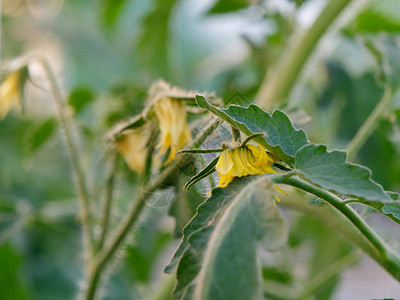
39;58;94;265
271;175;400;281
347;86;392;160
255;0;352;108
84;118;220;299
299;251;362;299
97;152;117;251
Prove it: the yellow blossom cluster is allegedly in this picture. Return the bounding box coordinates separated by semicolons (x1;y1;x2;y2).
215;145;277;188
116;96;192;173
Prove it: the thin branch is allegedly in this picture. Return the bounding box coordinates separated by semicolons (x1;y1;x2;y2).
255;0;352;108
299;251;362;299
39;58;94;264
240;133;264;147
97;152;117;251
347;86;392;160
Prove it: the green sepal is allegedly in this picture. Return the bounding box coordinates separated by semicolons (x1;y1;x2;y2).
184;156;220;191
176;148;223;155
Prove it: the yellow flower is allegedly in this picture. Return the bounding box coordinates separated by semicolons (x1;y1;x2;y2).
0;71;21;120
215;145;277;188
154;97;192;164
116;129;148;173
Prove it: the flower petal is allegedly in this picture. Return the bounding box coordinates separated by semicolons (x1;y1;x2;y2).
216;149;234;175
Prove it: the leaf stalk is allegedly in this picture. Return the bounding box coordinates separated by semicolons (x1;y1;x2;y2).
347;86;392;160
255;0;353;108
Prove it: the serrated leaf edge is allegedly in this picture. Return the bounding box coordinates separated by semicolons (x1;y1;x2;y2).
294;144;391;202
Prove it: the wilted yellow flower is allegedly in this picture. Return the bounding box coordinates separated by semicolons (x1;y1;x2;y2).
0;71;21;120
116;129;148;173
216;145;277;188
154;97;192;163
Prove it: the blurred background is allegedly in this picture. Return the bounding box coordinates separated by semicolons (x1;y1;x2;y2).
1;0;400;299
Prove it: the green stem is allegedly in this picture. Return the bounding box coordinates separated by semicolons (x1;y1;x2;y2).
255;0;352;108
240;133;264;147
97;152;117;251
39;58;94;264
271;175;400;281
347;86;392;160
83;118;220;300
299;251;362;299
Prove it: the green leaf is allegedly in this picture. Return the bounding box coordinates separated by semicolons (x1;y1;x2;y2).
295;144;391;203
207;0;250;14
345;196;400;225
382;203;400;223
26;118;57;155
165;176;287;299
68;87;94;114
165;176;252;274
196;95;308;166
388;192;400;201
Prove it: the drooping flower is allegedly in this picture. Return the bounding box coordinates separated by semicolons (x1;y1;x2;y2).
116;129;148;174
154;97;192;164
0;71;22;120
215;144;278;188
